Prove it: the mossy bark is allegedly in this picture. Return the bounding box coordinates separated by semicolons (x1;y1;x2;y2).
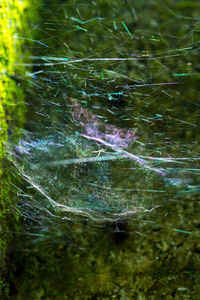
0;1;40;298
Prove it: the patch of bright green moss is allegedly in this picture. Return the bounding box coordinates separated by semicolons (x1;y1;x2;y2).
0;0;40;298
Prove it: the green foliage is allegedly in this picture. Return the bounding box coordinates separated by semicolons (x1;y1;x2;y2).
0;279;9;299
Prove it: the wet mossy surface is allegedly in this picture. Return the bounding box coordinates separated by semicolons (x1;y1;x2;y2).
1;0;200;299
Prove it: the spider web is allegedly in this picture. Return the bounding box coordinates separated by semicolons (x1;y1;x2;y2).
7;0;200;237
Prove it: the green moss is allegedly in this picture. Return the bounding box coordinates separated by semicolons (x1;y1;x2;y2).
10;216;200;299
0;0;40;298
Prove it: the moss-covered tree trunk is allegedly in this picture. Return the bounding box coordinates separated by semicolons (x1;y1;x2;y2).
0;1;40;297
